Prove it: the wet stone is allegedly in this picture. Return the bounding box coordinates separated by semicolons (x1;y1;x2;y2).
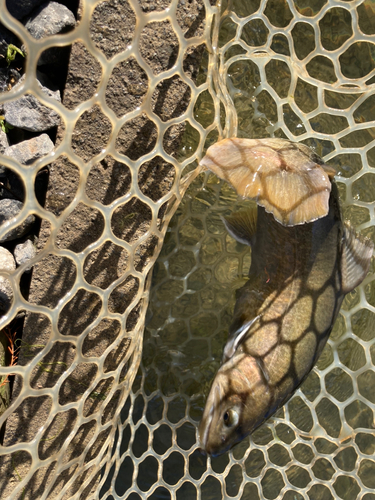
0;199;35;242
4;134;54;165
4;75;61;132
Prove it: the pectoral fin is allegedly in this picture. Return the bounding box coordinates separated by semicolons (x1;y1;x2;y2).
341;223;374;293
223;315;260;361
222;208;257;246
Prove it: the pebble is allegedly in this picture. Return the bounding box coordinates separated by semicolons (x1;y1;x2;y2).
5;0;44;20
3;74;61;132
0;246;15;314
0;199;35;243
4;134;54;165
14;238;36;271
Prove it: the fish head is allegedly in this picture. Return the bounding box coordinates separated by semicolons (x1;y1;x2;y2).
199;353;270;456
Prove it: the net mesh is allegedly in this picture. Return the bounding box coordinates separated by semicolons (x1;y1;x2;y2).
0;0;374;499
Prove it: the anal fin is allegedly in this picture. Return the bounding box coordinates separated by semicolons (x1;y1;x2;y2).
341;223;374;293
222;208;258;246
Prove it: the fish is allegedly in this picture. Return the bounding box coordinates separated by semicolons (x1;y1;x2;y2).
198;138;373;456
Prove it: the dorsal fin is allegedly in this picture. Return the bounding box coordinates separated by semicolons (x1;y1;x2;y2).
341;223;374;293
222;208;257;246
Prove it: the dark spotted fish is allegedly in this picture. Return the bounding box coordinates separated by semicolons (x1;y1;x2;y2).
198;138;373;456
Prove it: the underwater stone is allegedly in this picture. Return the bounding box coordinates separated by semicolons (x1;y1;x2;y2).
0;246;15;313
0;199;35;242
14;239;36;271
4;134;54;165
3;75;61;132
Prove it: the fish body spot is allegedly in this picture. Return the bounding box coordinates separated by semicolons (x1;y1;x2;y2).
315;285;336;334
294;331;317;380
245;322;278;357
265;344;292;385
281;294;313;342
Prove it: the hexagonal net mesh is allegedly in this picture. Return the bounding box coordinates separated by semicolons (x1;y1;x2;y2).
0;0;374;499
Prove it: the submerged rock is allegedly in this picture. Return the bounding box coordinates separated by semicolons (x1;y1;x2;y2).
4;134;54;165
0;199;35;242
3;74;61;132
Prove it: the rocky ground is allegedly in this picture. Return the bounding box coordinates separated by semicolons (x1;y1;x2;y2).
0;0;208;497
0;1;78;414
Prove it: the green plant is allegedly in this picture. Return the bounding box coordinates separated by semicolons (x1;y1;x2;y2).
0;116;13;134
6;44;24;66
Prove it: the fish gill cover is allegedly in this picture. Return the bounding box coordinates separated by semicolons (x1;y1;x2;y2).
0;0;374;499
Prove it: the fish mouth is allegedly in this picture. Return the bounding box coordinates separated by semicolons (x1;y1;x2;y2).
198;395;215;451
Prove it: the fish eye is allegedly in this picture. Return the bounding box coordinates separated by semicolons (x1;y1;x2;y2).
223;409;239;427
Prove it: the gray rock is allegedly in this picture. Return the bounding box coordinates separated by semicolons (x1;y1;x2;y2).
4;134;54;165
0;68;22;93
0;130;9;155
0;246;15;313
14;239;36;271
25;2;76;39
24;1;76;65
0;246;16;272
0;129;9;176
5;0;44;20
0;199;35;242
3;74;61;132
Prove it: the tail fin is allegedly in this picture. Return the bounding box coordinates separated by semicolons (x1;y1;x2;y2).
200;138;333;227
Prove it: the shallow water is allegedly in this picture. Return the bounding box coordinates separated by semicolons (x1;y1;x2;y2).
112;0;375;498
